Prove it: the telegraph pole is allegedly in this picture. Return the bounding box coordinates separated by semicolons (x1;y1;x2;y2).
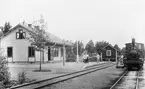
77;41;79;63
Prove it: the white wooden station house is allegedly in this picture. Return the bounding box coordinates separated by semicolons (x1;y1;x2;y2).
0;23;72;63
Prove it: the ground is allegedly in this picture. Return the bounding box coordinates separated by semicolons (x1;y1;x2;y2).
8;62;105;81
38;65;125;89
113;65;145;89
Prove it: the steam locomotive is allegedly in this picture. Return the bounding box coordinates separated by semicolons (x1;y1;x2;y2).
123;38;144;70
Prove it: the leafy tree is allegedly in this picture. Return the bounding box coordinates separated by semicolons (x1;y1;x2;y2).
95;41;109;55
120;47;126;56
27;15;49;71
114;44;120;51
85;40;95;56
1;22;12;34
73;41;85;56
114;44;121;55
66;46;76;62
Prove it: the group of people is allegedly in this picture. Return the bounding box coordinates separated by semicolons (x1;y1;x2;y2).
82;53;101;63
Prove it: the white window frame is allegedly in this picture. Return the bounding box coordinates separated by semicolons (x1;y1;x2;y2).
16;29;26;39
106;50;111;56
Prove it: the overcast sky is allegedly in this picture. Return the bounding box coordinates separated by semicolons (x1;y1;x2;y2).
1;0;145;48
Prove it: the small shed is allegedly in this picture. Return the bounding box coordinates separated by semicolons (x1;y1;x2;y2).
102;44;119;61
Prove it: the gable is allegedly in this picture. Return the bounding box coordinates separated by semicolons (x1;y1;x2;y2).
0;24;33;39
105;46;115;51
0;27;32;52
0;23;72;46
103;44;118;51
1;26;32;43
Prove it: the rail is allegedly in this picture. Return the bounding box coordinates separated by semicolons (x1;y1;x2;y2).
109;71;128;89
10;62;115;89
135;71;139;89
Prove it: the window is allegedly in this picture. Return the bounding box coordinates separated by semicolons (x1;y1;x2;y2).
7;47;13;57
52;48;59;57
139;45;141;49
106;50;111;56
55;48;58;57
28;47;35;57
16;29;26;39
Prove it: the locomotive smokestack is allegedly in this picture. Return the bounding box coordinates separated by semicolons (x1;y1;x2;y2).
132;38;135;49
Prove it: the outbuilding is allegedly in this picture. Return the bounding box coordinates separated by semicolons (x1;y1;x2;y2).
102;44;119;61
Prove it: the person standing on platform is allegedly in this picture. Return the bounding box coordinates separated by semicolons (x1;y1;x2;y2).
96;53;100;63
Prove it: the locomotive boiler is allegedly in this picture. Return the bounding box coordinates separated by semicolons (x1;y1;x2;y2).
123;38;144;70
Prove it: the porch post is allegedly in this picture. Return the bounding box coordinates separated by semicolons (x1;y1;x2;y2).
63;44;66;66
39;50;42;71
116;50;118;63
101;53;102;61
58;47;61;58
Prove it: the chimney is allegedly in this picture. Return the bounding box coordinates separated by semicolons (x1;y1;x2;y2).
132;38;135;49
34;26;40;30
28;24;32;27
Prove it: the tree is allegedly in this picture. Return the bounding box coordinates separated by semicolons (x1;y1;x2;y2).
1;22;12;34
114;44;120;51
95;41;109;55
73;41;85;56
27;15;49;71
120;47;125;56
85;40;95;56
66;46;76;62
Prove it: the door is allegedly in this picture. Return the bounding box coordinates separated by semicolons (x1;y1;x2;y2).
7;47;13;62
48;47;51;61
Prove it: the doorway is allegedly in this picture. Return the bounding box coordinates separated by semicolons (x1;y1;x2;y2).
48;47;51;61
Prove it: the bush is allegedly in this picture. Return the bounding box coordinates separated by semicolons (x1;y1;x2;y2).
66;52;76;62
88;57;97;62
0;81;4;89
0;54;11;86
17;71;28;84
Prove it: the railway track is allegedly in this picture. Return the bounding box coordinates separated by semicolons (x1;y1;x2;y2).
9;62;115;89
109;70;128;89
135;71;139;89
109;70;140;89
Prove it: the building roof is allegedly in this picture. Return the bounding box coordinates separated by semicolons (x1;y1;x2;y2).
103;44;119;51
0;31;3;37
0;23;72;46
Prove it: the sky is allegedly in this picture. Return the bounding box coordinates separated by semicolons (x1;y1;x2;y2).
1;0;145;48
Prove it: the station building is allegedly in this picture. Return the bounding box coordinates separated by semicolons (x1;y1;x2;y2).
0;23;72;63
